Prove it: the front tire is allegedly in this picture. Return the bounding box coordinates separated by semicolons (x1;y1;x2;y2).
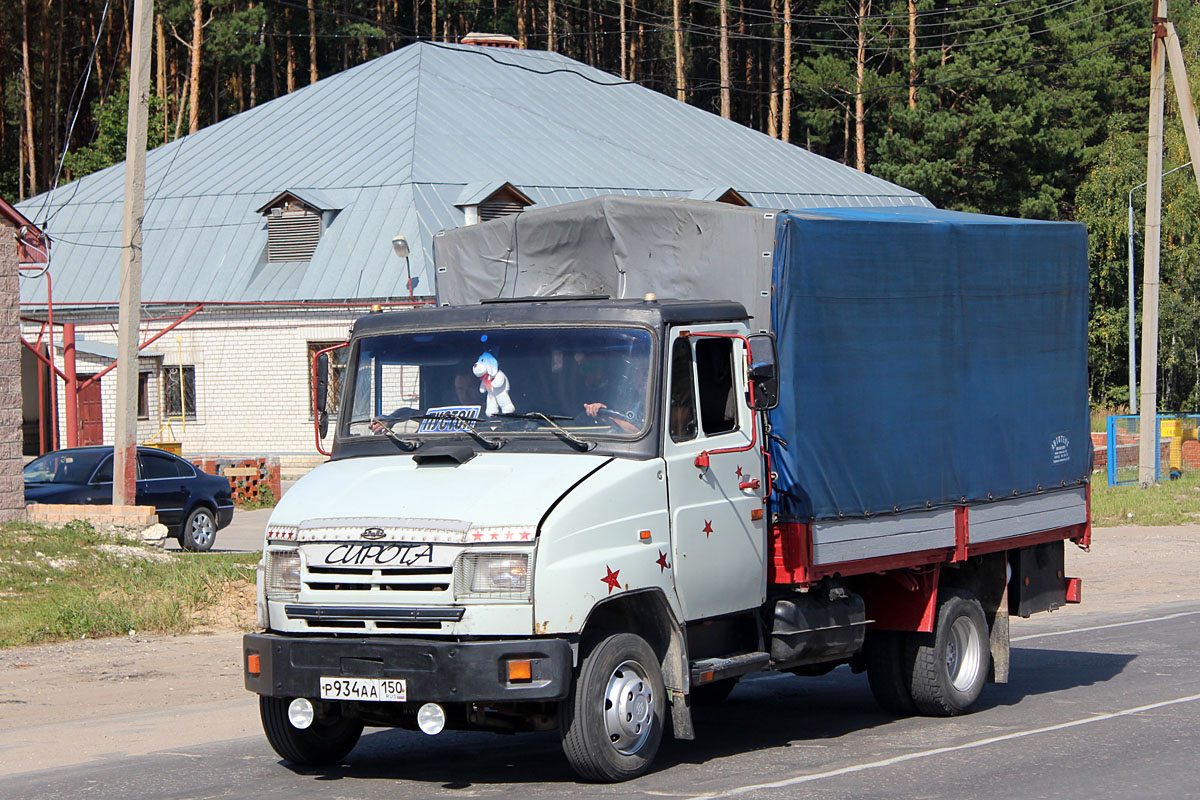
259;697;364;765
180;507;217;552
907;589;990;716
560;633;665;782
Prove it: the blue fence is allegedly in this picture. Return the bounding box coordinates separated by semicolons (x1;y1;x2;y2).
1106;414;1200;486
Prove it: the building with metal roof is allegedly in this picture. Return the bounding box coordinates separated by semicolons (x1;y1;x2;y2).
13;40;928;466
18;40;927;310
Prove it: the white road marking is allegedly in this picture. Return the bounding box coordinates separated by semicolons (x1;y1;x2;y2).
686;693;1200;799
1012;610;1200;642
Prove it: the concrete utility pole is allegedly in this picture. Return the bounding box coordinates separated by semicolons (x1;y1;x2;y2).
114;0;153;505
719;0;731;119
1138;0;1200;486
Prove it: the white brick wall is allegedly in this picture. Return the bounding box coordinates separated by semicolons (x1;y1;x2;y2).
21;306;387;472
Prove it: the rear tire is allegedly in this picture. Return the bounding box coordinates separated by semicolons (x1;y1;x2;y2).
180;507;217;552
864;629;916;715
259;696;363;765
907;589;990;716
560;633;665;782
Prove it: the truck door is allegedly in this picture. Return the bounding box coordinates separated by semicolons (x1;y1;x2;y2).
664;326;766;621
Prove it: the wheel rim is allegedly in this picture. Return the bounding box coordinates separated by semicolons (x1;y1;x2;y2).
602;659;655;755
946;615;983;692
190;512;215;549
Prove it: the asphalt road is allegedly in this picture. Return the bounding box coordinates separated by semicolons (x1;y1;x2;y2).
3;600;1197;800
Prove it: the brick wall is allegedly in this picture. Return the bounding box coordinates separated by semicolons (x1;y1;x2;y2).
26;503;157;528
21;307;368;472
0;220;23;521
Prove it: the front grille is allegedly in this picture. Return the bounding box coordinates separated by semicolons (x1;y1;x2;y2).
303;565;452;593
302;564;454;594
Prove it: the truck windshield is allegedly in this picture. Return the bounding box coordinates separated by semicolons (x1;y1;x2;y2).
344;326;655;442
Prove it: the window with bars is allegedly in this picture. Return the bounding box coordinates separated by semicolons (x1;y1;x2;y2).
163;365;196;420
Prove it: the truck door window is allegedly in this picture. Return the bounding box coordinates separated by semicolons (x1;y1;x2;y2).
669;338;698;442
695;338;738;436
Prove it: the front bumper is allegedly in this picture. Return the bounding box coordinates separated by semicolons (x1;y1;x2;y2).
243;632;572;703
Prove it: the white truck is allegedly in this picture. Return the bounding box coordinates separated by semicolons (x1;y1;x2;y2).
244;199;1092;781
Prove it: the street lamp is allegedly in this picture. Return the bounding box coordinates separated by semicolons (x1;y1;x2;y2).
392;234;412;302
1127;161;1191;414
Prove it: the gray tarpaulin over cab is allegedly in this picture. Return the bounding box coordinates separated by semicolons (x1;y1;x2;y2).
432;195;777;331
432;197;1091;524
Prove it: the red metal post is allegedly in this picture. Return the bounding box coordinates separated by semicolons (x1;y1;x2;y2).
45;271;58;450
63;323;78;447
36;343;45;455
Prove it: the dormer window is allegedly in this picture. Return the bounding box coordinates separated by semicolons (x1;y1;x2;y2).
256;190;339;262
689;187;751;207
455;181;534;225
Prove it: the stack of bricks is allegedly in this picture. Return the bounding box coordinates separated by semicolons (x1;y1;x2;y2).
0;221;22;522
26;504;158;527
192;456;282;505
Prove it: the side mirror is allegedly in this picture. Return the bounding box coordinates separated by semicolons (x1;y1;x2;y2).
315;352;330;438
747;334;779;411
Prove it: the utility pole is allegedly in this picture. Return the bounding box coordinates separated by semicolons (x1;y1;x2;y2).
114;0;153;505
720;0;731;119
1138;0;1200;486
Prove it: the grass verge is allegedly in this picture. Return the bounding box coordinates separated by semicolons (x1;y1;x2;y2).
0;520;258;647
1091;470;1200;526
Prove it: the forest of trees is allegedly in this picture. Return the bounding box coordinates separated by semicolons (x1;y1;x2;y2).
2;0;1199;410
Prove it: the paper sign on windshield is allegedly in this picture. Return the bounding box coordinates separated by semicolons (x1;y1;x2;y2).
418;405;482;433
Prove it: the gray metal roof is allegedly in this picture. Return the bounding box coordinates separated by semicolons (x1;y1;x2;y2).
18;41;929;308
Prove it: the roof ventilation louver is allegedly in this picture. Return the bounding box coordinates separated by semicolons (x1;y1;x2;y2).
479;200;526;222
267;204;321;262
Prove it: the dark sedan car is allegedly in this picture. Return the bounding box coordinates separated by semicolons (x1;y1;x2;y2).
24;446;234;551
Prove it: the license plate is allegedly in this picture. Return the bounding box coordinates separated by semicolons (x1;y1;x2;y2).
319;677;407;702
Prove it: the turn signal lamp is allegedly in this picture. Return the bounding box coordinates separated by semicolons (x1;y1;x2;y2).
246;653;261;676
507;659;533;683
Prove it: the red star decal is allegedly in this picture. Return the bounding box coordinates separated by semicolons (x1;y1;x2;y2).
656;551;670;572
472;532;484;541
735;465;744;479
601;566;621;594
703;520;714;538
490;533;500;540
519;531;531;540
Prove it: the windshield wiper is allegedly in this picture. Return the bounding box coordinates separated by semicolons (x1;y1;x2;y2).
369;417;423;451
406;415;505;451
495;412;595;452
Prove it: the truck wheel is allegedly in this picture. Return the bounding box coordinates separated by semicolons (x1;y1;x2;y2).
864;629;916;716
259;696;364;765
560;633;665;782
180;507;217;552
907;589;990;716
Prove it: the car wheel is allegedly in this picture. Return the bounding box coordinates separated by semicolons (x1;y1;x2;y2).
907;589;990;716
181;507;217;552
560;632;665;782
259;697;363;765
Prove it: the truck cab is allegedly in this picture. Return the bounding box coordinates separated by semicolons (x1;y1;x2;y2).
245;296;780;780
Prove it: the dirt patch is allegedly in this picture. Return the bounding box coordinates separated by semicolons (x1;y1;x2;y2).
192;579;257;632
1066;522;1200;612
94;543;174;563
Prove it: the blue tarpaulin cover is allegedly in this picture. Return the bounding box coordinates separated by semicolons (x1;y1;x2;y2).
768;207;1090;522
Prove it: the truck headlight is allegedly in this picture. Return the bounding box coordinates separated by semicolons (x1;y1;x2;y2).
455;552;531;599
265;549;301;601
